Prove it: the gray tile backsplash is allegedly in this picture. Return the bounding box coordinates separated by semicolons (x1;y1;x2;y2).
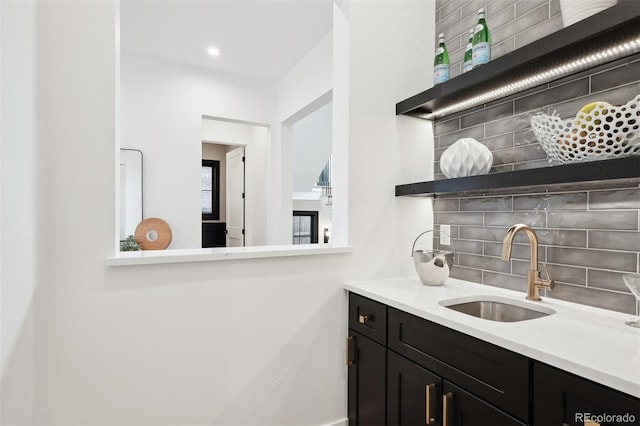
588;231;640;252
512;193;587;211
546;246;637;272
460;196;512;211
433;188;640;315
431;0;639;314
547;211;638;230
589;188;640;210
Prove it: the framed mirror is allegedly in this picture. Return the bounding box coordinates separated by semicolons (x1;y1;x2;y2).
119;148;143;242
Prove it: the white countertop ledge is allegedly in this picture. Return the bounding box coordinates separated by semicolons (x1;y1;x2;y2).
345;276;640;398
107;244;352;266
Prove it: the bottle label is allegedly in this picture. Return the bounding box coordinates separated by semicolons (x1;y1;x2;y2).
472;42;491;66
463;60;473;73
434;64;449;84
435;47;444;55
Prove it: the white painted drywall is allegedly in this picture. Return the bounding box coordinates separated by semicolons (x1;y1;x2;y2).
344;0;435;281
292;102;333;193
271;31;334;245
120;52;276;248
2;1;434;425
278;32;333;123
34;0;117;423
0;1;38;423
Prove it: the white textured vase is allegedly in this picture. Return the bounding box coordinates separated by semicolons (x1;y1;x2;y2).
440;138;493;178
559;0;616;27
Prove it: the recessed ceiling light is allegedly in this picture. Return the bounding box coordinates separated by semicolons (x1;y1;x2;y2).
207;46;220;57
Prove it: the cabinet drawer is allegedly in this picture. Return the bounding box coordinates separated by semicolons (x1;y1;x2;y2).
388;307;531;423
349;293;387;346
533;361;640;426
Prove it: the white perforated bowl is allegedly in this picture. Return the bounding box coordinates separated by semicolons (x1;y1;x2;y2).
530;95;640;164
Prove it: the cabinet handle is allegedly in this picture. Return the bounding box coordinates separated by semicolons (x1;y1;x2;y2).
346;336;355;366
425;383;436;425
442;392;453;426
585;422;600;426
358;314;369;324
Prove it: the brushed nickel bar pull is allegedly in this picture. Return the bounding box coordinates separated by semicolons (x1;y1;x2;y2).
346;336;355;366
425;383;436;425
442;392;453;426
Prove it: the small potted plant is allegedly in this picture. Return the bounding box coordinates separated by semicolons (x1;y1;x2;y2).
119;235;140;251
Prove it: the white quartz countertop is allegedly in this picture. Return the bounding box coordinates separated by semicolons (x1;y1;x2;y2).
344;276;640;398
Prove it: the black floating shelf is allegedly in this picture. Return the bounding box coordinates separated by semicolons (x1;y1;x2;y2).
395;157;640;196
396;1;640;119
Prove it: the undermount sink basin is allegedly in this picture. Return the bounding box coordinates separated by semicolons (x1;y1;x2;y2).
439;296;555;322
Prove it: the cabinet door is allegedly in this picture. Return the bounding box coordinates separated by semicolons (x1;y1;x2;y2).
388;308;530;422
348;330;386;426
441;381;526;426
388;350;443;426
534;362;640;426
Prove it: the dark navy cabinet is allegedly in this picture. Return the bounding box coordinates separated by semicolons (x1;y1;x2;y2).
347;292;640;426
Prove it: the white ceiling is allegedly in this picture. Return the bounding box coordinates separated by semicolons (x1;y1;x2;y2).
120;0;333;82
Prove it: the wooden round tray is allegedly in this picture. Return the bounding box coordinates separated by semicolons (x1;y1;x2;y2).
134;218;172;250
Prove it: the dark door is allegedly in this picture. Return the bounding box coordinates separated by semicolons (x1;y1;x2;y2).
533;362;640;426
348;331;386;426
388;350;442;426
441;381;525;426
202;222;226;248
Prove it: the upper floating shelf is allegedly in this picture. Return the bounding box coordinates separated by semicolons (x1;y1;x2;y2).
395;157;640;196
396;1;640;120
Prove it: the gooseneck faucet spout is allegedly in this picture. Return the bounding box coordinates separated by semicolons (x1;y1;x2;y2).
501;224;554;301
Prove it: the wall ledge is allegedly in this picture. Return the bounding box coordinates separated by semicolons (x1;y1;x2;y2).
107;244;352;266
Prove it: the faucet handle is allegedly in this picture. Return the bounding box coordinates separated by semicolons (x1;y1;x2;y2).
540;263;555;290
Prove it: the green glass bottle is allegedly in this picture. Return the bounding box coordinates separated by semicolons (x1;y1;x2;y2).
463;29;474;73
434;33;450;85
472;8;491;68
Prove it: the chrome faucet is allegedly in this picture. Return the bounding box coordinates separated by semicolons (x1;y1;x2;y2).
501;224;554;301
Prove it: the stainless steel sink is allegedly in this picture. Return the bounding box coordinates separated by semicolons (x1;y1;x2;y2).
439;296;555;322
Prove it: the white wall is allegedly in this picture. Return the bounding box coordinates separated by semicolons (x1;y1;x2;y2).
31;0;115;422
1;1;38;424
292;102;333;193
344;0;435;281
0;1;435;425
272;31;334;245
121;53;276;248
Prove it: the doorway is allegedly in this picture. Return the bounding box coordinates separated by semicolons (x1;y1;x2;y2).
201;142;246;248
201;116;269;247
290;100;333;244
